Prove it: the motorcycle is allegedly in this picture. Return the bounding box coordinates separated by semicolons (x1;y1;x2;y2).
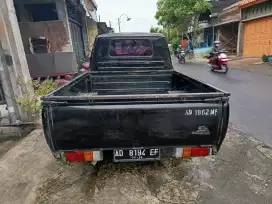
174;50;186;64
208;51;229;74
178;50;186;64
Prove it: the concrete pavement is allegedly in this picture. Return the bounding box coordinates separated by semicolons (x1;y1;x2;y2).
0;127;272;204
174;60;272;146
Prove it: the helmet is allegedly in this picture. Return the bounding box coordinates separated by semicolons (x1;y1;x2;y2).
214;41;220;47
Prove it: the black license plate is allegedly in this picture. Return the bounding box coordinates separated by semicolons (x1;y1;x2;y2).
114;148;160;162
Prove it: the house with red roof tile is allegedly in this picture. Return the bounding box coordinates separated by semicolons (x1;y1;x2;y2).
237;0;272;56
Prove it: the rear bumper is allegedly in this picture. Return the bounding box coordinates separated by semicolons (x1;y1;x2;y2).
53;146;217;163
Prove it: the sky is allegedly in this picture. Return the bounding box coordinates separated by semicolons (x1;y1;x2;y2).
95;0;158;32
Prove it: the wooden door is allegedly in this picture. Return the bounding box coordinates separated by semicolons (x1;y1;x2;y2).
243;17;272;57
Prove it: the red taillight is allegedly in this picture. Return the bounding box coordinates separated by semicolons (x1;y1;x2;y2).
175;147;211;159
64;151;102;163
65;152;85;162
191;147;209;157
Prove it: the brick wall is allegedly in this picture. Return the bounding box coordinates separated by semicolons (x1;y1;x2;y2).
19;20;72;54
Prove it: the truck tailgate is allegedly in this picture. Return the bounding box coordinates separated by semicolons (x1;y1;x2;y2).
44;102;228;151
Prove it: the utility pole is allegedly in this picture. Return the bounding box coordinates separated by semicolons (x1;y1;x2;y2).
118;18;121;32
168;27;170;43
118;14;131;33
0;41;17;123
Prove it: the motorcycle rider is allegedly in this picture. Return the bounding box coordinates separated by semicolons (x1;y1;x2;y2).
210;41;222;65
175;45;182;58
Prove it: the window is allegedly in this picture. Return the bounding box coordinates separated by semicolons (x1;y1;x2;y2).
109;39;153;57
25;3;58;22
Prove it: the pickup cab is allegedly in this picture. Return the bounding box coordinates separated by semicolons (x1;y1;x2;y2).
41;33;230;163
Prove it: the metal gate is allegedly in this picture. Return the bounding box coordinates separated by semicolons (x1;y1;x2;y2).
66;1;85;65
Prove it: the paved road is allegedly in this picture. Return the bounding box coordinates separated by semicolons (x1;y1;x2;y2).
174;61;272;146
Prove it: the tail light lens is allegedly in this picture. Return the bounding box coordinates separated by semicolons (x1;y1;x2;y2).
174;147;211;159
65;151;102;163
183;148;192;158
65;152;85;162
191;147;209;157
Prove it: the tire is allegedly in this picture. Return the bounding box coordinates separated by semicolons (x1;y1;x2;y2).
179;57;185;64
222;65;229;74
208;64;214;72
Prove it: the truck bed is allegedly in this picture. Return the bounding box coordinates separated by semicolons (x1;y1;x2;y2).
48;70;226;97
42;70;230;152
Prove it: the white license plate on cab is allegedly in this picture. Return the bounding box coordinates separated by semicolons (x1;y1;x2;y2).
114;148;160;162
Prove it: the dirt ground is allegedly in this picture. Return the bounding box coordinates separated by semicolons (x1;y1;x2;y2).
0;140;19;159
0;125;272;204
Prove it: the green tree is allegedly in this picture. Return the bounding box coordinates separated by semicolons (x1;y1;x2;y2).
150;26;178;44
150;26;163;33
171;37;180;52
155;0;211;47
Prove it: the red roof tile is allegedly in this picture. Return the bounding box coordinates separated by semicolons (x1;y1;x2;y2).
239;0;268;8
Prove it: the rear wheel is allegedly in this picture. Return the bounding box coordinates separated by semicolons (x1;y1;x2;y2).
179;57;185;64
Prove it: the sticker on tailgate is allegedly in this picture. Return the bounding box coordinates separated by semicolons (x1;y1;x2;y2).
192;126;210;135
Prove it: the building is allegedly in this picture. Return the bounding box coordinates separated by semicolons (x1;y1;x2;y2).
84;0;99;56
0;0;112;124
238;0;272;57
13;0;113;78
215;2;241;55
189;0;240;55
14;0;90;67
0;0;34;122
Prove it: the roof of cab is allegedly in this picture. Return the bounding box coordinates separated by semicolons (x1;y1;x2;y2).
97;32;165;38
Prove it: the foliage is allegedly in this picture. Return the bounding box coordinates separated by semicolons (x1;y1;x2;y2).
201;51;210;59
171;37;180;51
150;26;180;45
16;78;59;116
150;26;164;34
155;0;211;30
155;0;212;48
32;78;58;97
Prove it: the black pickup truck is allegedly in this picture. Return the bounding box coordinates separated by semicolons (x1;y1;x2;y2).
42;33;230;163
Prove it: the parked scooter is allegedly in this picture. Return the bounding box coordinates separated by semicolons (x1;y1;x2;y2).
208;50;229;74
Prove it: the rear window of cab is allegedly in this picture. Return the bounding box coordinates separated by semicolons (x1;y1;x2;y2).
109;39;153;57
